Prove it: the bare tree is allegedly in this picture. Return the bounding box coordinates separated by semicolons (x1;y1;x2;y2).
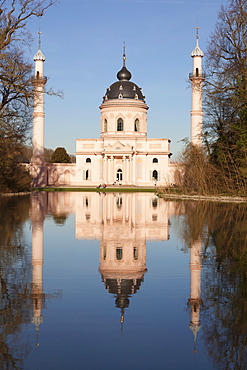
0;0;57;49
204;0;247;191
0;0;58;191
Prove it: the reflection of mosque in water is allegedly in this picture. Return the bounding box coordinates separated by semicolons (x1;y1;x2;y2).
55;191;171;323
30;192;202;348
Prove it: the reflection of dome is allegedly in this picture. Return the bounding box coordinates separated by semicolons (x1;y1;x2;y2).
103;277;144;308
102;276;144;322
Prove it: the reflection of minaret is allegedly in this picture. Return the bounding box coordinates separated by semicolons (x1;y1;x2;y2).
188;240;202;352
31;193;47;346
99;194;147;324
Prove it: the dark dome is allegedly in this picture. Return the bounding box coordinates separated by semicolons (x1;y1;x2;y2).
117;66;132;81
102;55;146;103
103;80;145;102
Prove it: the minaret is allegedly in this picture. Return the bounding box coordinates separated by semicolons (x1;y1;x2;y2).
31;32;47;187
188;239;202;352
189;28;204;146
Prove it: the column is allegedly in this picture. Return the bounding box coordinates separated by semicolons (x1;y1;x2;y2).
123;156;126;184
107;156;111;184
126;157;129;184
132;156;136;185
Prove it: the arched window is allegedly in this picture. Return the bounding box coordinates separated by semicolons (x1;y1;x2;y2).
86;158;91;163
133;247;138;260
116;169;123;181
152;198;158;208
196;68;199;77
116;196;122;208
116;247;123;260
152;170;158;180
117;118;124;131
64;170;70;184
83;169;91;181
103;244;107;260
134;118;139;132
53;169;58;184
104;119;107;132
152;214;158;221
153;158;158;163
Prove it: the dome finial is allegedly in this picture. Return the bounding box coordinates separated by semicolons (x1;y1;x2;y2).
123;41;126;67
117;43;132;81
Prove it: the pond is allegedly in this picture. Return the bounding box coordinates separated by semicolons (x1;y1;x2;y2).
1;192;247;370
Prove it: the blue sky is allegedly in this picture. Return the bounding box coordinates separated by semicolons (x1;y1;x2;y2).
28;0;224;157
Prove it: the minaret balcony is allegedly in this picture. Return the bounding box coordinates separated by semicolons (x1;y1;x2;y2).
32;75;47;84
189;72;205;79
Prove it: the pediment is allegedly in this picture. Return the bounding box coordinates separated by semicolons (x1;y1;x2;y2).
104;141;132;152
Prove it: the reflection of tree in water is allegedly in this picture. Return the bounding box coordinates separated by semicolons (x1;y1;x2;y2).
52;214;68;225
179;201;210;247
0;195;32;369
179;201;247;369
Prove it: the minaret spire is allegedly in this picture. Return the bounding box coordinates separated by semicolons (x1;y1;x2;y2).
189;28;204;146
38;30;42;50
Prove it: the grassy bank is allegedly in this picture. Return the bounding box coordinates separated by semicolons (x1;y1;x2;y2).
30;187;157;193
158;187;247;203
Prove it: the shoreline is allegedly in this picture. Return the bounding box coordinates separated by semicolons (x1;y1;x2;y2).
1;187;247;204
0;191;31;197
158;192;247;203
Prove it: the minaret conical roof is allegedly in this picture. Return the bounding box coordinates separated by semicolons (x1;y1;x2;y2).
33;32;46;61
191;28;204;57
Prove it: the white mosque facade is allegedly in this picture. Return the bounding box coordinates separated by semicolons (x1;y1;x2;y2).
31;34;204;187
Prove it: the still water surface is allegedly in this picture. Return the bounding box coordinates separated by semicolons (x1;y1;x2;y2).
1;192;247;370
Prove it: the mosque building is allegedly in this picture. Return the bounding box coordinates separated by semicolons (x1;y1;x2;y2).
30;32;204;187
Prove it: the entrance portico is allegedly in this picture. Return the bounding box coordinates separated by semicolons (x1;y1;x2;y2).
103;154;132;185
